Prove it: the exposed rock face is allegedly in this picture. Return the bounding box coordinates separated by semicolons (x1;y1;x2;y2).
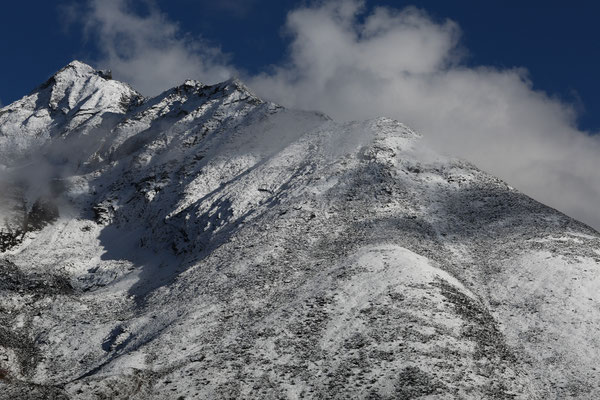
0;61;599;399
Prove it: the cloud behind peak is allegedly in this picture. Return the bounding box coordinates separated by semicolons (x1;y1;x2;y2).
81;0;236;96
70;0;600;230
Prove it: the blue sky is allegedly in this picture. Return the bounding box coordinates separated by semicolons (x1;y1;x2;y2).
1;0;599;229
1;1;599;132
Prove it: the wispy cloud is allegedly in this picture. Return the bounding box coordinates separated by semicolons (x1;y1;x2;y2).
71;0;600;230
79;0;236;95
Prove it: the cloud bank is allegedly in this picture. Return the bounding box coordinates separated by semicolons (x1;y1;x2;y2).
76;0;600;230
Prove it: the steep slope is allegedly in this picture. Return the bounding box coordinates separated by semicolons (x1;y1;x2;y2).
0;61;143;251
0;61;599;399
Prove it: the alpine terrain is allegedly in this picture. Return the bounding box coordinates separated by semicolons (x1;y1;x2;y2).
0;61;599;399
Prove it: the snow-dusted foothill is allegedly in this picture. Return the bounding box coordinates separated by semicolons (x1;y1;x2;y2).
0;61;599;399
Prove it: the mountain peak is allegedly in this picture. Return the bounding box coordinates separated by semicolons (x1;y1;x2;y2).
61;60;96;75
182;79;203;88
38;61;140;114
2;59;600;398
148;76;264;110
0;61;143;163
221;76;255;95
175;76;255;97
48;60;113;86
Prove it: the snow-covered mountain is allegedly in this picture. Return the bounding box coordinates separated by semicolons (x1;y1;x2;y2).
0;61;599;399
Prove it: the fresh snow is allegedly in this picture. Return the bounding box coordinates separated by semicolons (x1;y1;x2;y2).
0;61;599;399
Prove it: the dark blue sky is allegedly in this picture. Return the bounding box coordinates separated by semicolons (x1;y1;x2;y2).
1;1;599;132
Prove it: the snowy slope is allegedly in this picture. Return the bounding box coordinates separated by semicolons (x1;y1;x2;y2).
0;61;142;163
0;61;599;399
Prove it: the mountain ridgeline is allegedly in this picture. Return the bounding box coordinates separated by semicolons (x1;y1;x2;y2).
0;61;599;399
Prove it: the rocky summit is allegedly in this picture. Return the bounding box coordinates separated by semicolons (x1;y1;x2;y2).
0;61;599;399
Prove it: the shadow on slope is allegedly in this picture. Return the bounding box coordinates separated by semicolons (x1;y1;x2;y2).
96;225;179;302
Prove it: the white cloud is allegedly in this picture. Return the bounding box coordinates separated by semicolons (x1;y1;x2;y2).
77;0;600;230
248;0;600;230
81;0;236;95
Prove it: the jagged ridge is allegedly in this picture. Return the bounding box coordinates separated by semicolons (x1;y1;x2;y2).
0;61;599;399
